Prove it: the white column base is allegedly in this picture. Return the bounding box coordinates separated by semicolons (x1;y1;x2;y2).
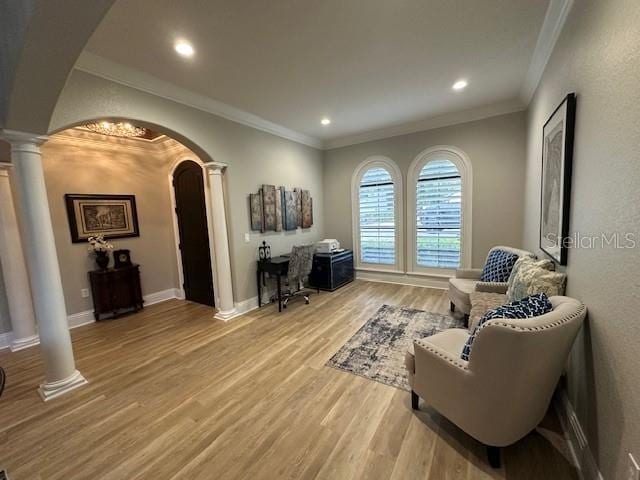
10;334;40;352
38;370;88;402
214;308;239;321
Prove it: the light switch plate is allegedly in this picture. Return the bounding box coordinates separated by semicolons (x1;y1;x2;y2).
629;453;640;480
81;288;90;298
244;233;251;243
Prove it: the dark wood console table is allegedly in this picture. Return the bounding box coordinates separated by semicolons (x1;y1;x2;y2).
89;264;143;321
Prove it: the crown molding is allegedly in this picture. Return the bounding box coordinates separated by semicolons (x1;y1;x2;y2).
324;99;525;150
521;0;574;104
74;52;323;150
48;128;189;156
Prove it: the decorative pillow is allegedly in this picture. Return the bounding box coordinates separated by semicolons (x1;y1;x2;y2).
480;249;519;282
506;257;566;302
461;293;553;361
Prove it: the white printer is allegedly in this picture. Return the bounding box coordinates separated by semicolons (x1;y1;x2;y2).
316;239;340;254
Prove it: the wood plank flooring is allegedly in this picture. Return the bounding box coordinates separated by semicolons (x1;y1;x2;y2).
0;280;578;479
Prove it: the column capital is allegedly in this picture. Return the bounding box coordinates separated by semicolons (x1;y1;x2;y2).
203;161;228;175
1;129;49;153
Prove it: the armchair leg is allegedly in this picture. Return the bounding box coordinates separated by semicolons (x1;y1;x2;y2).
450;301;455;312
486;446;501;469
411;390;419;410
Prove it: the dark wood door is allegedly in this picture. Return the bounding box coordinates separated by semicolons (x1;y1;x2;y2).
173;161;215;306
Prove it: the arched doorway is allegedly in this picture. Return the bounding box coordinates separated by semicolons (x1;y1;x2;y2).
172;160;215;306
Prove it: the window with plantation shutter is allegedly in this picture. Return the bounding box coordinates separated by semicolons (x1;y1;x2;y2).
358;167;395;265
416;159;461;268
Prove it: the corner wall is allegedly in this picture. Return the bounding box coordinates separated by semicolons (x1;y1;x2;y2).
522;0;640;477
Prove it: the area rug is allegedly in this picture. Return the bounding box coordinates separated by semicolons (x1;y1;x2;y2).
326;304;465;391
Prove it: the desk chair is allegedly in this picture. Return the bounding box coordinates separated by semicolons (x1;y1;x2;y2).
283;244;314;307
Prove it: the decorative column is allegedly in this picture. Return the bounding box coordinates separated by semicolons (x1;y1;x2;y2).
1;130;87;401
204;162;237;320
0;163;39;351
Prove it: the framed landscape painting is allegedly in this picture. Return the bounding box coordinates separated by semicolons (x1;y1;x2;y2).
65;194;139;243
540;93;576;265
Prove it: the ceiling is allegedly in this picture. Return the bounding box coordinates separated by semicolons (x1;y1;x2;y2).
83;0;551;148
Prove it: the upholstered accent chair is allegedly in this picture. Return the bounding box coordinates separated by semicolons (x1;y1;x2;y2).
282;244;315;307
405;296;587;468
448;246;534;318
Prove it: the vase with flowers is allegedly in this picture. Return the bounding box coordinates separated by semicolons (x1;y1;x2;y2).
88;235;114;269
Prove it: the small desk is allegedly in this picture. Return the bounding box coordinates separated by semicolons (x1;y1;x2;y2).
257;256;290;312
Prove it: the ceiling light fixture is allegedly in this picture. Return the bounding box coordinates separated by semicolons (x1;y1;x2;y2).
174;40;195;58
321;118;331;126
452;79;468;91
85;121;147;138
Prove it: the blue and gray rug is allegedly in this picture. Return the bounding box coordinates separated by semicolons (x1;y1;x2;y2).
326;304;464;391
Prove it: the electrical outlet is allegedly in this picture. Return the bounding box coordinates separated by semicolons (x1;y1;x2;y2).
628;453;640;480
80;288;90;299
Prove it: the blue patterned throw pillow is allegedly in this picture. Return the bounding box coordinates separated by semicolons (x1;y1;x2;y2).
480;249;519;282
460;293;553;361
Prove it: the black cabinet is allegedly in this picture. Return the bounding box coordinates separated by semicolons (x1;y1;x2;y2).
310;250;354;291
89;265;144;321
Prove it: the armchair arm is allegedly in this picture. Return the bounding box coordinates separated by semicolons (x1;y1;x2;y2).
475;281;508;294
411;330;471;401
455;268;482;280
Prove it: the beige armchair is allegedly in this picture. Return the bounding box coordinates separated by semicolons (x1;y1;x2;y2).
448;246;534;317
405;296;587;468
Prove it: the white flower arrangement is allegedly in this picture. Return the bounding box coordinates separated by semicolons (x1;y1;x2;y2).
87;235;114;253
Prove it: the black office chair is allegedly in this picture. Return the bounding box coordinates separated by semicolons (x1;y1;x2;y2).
0;367;5;398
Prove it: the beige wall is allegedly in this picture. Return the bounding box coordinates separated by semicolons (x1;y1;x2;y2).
50;70;324;305
0;69;325;330
323;111;527;268
41;131;181;315
522;0;640;477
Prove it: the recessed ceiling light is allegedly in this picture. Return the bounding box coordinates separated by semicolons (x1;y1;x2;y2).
452;80;468;91
174;40;195;58
321;117;331;126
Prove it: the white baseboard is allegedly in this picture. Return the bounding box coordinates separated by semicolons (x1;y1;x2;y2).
235;296;260;315
555;390;604;480
144;288;182;306
356;270;449;290
0;288;184;351
67;310;96;329
0;331;12;351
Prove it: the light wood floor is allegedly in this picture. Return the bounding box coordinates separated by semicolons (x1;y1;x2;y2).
0;280;577;479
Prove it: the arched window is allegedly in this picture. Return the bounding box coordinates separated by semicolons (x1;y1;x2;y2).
351;157;403;272
408;147;472;274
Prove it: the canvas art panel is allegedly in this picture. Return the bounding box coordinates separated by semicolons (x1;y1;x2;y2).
540;93;576;265
301;190;313;228
261;184;277;232
283;190;299;230
294;188;303;227
275;187;283;232
249;192;263;231
65;194;139;243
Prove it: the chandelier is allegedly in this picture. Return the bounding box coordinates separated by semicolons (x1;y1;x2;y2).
84;121;146;138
